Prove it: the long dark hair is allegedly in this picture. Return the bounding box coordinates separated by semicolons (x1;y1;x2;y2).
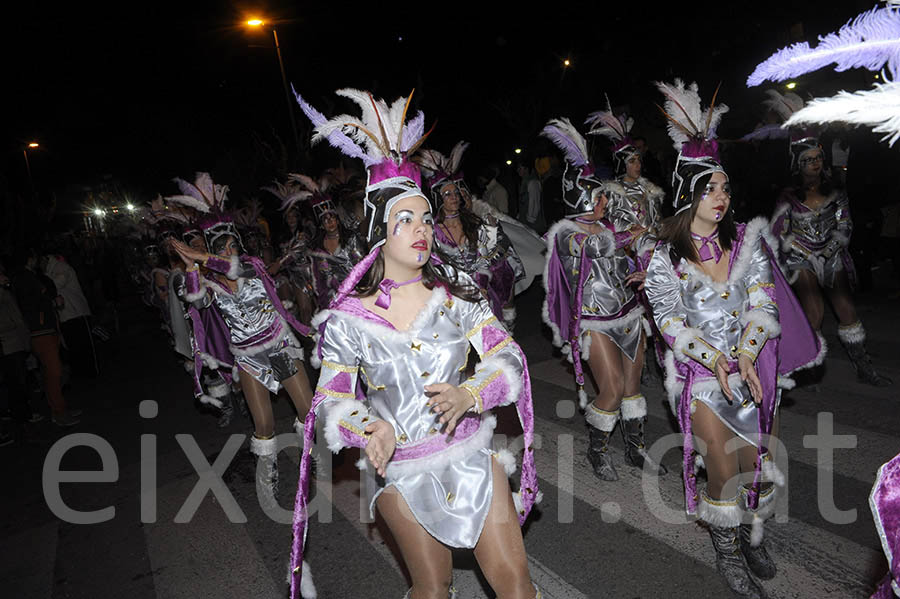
313;214;352;251
657;173;737;266
355;251;482;303
435;186;482;248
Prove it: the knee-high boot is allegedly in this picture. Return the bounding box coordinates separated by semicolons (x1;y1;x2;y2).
250;435;279;498
838;321;892;387
585;403;619;481
619;394;667;475
739;484;778;580
699;490;767;599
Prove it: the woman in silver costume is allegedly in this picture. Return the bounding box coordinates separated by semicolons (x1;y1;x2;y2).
646;79;820;599
772;135;891;386
309;195;367;312
541;118;667;483
289;89;540;599
419;142;526;331
167;172;313;497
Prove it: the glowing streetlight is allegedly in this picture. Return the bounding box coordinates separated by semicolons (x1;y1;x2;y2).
28;142;39;148
505;160;513;166
93;208;105;217
563;59;571;67
514;148;522;154
785;82;797;90
243;16;300;159
126;203;135;212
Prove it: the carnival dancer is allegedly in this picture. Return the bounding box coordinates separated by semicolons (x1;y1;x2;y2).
308;183;366;312
541;117;666;482
766;100;891;386
263;176;317;324
290;88;541;599
645;79;821;598
167;172;314;497
416;142;527;330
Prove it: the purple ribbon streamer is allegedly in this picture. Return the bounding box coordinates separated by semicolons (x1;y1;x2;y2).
374;274;423;309
691;230;723;263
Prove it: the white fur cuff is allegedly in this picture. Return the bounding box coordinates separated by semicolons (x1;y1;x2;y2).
585;404;619;431
250;435;278;457
741;309;781;338
226;255;241;280
697;491;742;527
619;395;647;420
673;326;706;363
321;399;368;454
838;321;865;345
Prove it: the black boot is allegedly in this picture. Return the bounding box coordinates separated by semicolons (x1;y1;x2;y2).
740;522;776;580
216;392;234;428
708;525;767;598
587;426;618;480
839;322;892;387
620;416;668;475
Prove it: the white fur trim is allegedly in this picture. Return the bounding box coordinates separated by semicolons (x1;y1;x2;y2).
207;382;229;398
838;321;865;345
183;359;194;372
694;454;706;474
197;351;227;370
385;414;497;480
663;350;681;416
541;219;572;349
682;217;770;294
474;356;523;409
512;489;544;515
697;491;742;527
578;387;589;409
740;309;781;338
580;331;593;361
585;404;619;431
494;448;518;476
619;395;647;420
578;304;645;335
688;373;795;395
283;300;294;310
285;560;317;599
229;315;303;358
762;458;786;487
750;516;765;547
226;255;241;280
231;365;240;382
312;286;448;348
672;325;706;362
198;394;224;409
639;177;665;203
183;281;208;303
250;435;278;457
355;457;368;471
321;399;367;454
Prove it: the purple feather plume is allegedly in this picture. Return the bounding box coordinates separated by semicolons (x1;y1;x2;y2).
540;119;589;167
400;111;425;152
748;6;900;86
739;123;791;142
292;86;375;166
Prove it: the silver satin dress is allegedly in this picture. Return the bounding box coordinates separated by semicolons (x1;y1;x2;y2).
645;228;780;446
551;219;643;362
315;289;524;548
773;190;853;288
191;272;302;393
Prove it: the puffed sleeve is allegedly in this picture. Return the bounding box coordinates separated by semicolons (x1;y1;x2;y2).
312;315;384;453
454;294;528;413
824;191;852;259
180;266;214;309
645;247;723;372
203;254;254;280
736;239;780;362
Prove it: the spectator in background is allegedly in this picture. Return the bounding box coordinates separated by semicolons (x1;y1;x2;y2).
12;248;81;427
0;261;37;445
516;159;546;233
44;252;98;379
478;164;509;214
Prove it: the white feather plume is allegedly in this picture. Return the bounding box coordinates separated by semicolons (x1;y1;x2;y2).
414;141;469;178
540;118;590;167
655;79;705;147
784;81;900;146
763;90;805;122
585;97;633;143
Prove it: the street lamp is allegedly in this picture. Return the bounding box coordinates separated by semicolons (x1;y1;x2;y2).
785;82;797;90
563;59;571;67
23;141;39;193
245;17;301;159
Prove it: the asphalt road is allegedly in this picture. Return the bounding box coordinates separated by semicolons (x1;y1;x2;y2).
2;273;898;599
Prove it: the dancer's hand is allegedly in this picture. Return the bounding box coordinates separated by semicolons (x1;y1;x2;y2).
425;383;476;436
738;354;763;405
625;271;647;290
714;355;734;403
364;420;396;477
171;240;207;268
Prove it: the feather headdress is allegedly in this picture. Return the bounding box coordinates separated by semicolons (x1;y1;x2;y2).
655;79;729;214
585;99;639;173
165;172;240;251
748;5;900;147
295;88;433;248
541;118;603;217
262;179;313;213
415;141;470;207
747;5;900;87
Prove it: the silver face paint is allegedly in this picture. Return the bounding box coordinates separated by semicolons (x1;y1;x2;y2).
393;210;415;237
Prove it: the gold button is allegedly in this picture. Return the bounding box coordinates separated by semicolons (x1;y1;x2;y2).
439;310;444;316
700;298;705;302
680;273;688;280
720;291;730;299
433;333;439;339
688;342;695;350
421;371;431;378
446;492;455;503
350;410;359;416
749;339;757;346
410;342;422;351
625;327;631;334
701;352;708;360
732;310;738;317
397;433;408;443
757;326;764;333
361;417;369;423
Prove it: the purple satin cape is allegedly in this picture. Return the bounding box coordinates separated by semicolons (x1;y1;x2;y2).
870;452;900;598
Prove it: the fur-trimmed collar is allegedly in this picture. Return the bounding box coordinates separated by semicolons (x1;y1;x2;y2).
678;217;769;293
312;285;450;345
544;218;614;250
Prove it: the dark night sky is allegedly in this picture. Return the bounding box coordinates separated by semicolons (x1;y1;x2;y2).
6;0;885;203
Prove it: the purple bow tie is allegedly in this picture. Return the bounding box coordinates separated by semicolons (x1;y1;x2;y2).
375;275;423;309
691;230;723;263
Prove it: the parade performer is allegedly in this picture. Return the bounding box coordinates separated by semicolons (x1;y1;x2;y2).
870;451;900;599
764;95;892;386
416;142;527;330
290;88;541;599
645;79;822;598
541;117;666;482
167;172;313;497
